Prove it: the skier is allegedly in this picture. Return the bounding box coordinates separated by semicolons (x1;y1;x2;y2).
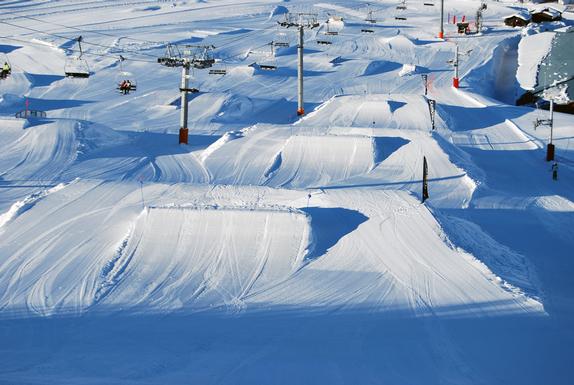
1;61;11;79
552;162;558;181
119;80;129;94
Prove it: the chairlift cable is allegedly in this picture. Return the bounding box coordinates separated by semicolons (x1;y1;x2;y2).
0;19;160;59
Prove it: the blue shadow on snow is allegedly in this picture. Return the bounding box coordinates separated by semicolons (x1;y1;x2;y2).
300;207;368;261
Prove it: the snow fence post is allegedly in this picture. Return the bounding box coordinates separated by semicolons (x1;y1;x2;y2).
422;156;429;203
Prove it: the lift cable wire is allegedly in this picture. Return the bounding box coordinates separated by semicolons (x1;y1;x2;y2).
0;19;160;60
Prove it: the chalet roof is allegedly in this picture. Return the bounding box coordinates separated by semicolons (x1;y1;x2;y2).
530;7;563;17
504;12;531;21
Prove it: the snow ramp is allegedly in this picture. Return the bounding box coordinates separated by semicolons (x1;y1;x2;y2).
97;206;312;311
302;94;433;130
267;134;378;188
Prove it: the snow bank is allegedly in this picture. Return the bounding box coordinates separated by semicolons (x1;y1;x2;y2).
516;31;555;90
398;63;418;76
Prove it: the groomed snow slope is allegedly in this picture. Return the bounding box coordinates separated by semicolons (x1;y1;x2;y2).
1;0;574;384
0;181;541;317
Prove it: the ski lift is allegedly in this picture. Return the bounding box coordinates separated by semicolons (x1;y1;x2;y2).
115;56;137;94
324;19;339;35
317;26;333;45
209;60;227;75
423;1;435;6
158;43;183;67
273;30;290;48
0;54;12;80
253;43;277;71
365;5;377;23
185;45;215;69
64;36;90;78
395;1;408;20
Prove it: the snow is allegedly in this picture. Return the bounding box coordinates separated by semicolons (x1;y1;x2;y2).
516;31;555;90
0;0;573;384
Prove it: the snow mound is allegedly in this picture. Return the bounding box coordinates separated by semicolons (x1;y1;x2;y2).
268;134;378;188
302;94;432;130
98;206;312;311
398;63;418;77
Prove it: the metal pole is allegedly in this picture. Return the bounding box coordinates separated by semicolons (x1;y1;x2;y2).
546;99;555;161
549;99;554;144
297;24;304;116
453;45;459;88
179;61;190;144
439;0;444;39
422;156;429;203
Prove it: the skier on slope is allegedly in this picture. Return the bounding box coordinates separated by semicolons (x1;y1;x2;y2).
0;62;11;79
552;162;558;181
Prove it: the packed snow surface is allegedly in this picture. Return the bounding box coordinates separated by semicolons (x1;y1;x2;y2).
0;0;573;384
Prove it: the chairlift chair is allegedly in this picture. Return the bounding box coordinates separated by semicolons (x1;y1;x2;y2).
273;31;290;48
256;43;277;71
115;56;137;94
423;1;435;6
209;60;227;75
395;1;408;20
324;19;339;35
396;0;407;10
64;36;90;78
365;9;377;23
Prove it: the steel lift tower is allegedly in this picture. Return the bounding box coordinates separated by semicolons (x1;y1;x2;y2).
279;13;320;116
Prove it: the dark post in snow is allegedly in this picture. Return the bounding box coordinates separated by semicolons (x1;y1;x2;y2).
421;74;428;96
422;156;429;203
428;99;436;130
547;99;555;161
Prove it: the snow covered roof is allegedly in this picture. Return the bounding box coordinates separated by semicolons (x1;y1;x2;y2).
530;7;563;17
517;31;555;90
505;12;531;21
